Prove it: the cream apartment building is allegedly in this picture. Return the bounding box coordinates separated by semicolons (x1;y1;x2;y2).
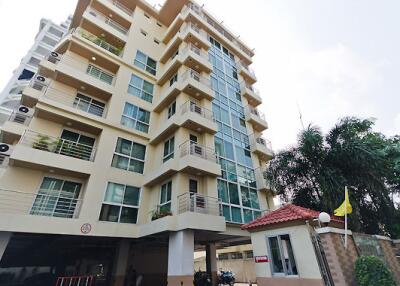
0;0;274;285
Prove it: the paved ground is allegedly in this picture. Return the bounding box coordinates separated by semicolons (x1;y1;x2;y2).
234;284;257;286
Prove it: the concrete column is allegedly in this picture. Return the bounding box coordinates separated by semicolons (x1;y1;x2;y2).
167;230;194;286
112;239;131;286
206;243;217;285
0;232;11;263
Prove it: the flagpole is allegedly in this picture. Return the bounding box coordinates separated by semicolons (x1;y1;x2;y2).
344;186;348;249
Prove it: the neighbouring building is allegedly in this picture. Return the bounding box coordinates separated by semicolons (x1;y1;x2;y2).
0;1;275;286
0;17;71;125
242;204;400;286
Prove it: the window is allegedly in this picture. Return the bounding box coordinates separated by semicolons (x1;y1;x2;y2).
154;38;160;45
230;252;243;259
160;181;172;212
245;250;254;259
111;137;146;174
127;74;154;103
42;35;58;47
144;13;150;19
218;253;229;260
134;50;157;75
17;69;35;80
27;57;41;67
167;101;176;119
73;93;105;117
34;46;51;56
121;102;150;133
48;26;64;38
140;29;148;36
268;235;298;276
169;73;178;86
99;182;140;224
163;137;175;163
30;177;81;218
156;22;163;27
86;64;114;85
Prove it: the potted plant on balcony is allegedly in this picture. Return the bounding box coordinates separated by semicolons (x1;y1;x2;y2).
32;135;51;151
151;209;172;221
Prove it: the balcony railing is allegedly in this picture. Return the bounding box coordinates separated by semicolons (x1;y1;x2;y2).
87;7;129;35
181;69;211;88
180;101;214;122
255;136;273;151
8;110;32;125
0;188;81;218
182;22;208;41
86;64;115;85
20;130;96;161
184;3;253;58
246;106;266;121
75;27;123;56
179;141;218;163
177;192;221;216
241;82;260;96
43;87;107;118
105;0;133;16
238;62;256;78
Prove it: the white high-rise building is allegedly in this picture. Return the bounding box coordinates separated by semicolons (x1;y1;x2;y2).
0;17;71;125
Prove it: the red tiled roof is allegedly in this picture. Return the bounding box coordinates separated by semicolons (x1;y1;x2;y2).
242;204;343;230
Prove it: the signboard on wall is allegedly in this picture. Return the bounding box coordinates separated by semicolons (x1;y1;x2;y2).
254;255;269;263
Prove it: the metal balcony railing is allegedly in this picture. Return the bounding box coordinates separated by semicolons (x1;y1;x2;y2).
75;27;123;56
177;192;221;216
179;141;218;163
181;69;211;88
184;3;253;58
246;106;266;121
43;87;107;118
238;61;256;78
0;189;82;218
8;110;32;125
20;130;96;161
180;101;214;121
87;7;129;35
105;0;133;16
86;64;115;85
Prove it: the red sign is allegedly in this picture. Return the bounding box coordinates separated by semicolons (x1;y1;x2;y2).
254;255;269;263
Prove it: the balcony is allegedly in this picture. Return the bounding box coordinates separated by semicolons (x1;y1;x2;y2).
144;141;220;186
178;192;221;216
41;87;107;119
84;7;129;40
245;106;268;132
181;69;213;100
237;62;257;84
74;27;124;57
150;101;217;144
1;110;33;141
179;141;221;176
102;0;133;17
161;22;210;63
249;135;274;161
158;44;212;85
0;188;82;219
255;167;272;192
182;3;254;64
154;69;213;112
241;82;262;107
20;130;96;161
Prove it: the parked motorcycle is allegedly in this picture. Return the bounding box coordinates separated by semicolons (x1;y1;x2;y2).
217;270;235;286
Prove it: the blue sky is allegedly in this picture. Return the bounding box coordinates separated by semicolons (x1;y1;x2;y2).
0;0;398;150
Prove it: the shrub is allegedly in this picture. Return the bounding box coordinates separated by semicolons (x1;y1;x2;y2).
355;256;396;286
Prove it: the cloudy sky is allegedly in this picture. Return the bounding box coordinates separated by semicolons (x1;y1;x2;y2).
0;0;398;151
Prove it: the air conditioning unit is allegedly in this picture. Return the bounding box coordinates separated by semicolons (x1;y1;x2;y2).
31;75;50;91
0;143;13;156
17;105;34;116
48;51;61;64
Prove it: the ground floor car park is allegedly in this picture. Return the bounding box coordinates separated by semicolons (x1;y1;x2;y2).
0;229;251;286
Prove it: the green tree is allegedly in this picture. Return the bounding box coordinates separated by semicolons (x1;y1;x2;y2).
266;117;400;237
355;256;396;286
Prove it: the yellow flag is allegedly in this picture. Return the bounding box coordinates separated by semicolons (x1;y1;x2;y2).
334;188;352;216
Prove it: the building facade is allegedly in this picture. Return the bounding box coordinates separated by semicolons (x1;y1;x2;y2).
0;17;71;125
0;1;274;285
